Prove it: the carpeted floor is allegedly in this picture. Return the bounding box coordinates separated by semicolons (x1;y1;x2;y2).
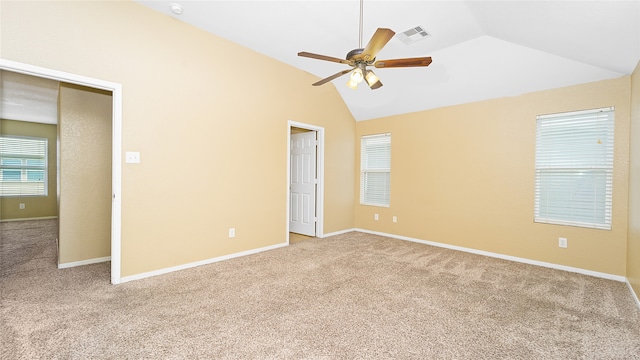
1;219;639;359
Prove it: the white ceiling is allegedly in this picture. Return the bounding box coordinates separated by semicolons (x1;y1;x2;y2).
138;1;639;121
0;71;59;125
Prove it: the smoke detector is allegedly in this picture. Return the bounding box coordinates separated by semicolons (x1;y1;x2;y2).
170;3;183;15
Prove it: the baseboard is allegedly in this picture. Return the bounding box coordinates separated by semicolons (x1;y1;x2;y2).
0;216;58;223
627;279;640;310
355;229;627;283
58;256;111;269
120;242;288;284
321;228;357;238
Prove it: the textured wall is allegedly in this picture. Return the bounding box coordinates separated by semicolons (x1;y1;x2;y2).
58;84;112;264
355;77;631;276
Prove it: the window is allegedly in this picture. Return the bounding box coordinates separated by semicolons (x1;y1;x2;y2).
0;136;48;197
534;107;614;230
360;133;391;207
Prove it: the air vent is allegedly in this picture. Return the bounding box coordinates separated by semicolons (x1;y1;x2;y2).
396;26;431;45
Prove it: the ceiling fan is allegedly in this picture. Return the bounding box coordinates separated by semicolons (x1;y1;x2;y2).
298;0;432;90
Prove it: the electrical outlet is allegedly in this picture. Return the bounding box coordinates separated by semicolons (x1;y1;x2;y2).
559;237;567;248
374;214;379;221
229;228;235;238
392;216;397;223
19;203;25;210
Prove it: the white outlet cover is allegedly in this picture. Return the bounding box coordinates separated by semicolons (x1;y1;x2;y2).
559;237;568;248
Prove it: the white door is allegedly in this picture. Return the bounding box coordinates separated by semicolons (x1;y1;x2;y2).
290;131;317;236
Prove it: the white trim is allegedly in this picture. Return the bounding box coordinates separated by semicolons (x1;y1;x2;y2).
321;228;357;238
287;121;325;242
355;229;627;282
537;106;615;119
111;82;123;285
120;242;287;283
58;256;111;269
1;59;123;285
627;279;640;310
0;216;58;222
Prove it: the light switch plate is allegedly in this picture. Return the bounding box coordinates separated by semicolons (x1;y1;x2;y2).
126;151;140;164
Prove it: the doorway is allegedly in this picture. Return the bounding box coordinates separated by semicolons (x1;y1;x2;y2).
0;59;123;284
287;121;324;243
290;128;317;236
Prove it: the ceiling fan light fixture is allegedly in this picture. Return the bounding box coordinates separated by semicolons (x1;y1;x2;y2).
364;70;382;89
350;67;364;84
346;78;359;90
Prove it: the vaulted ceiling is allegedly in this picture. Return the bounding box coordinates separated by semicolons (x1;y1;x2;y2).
110;2;640;120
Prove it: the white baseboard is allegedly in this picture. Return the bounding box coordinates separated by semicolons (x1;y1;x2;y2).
58;256;111;269
627;280;640;310
321;228;357;238
355;228;627;283
120;242;288;283
0;216;58;223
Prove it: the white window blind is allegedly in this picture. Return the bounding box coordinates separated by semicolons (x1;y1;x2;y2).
0;136;48;197
534;107;614;230
360;133;391;207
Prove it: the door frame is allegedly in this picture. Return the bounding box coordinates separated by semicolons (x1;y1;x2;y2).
287;120;324;243
0;59;123;284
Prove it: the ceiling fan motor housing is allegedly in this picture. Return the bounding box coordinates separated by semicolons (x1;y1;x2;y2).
346;48;365;61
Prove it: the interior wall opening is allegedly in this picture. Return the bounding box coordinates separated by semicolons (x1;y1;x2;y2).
0;67;116;282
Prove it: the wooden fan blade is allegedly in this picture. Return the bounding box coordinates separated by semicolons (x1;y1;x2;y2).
298;52;353;65
355;28;396;62
374;57;433;68
312;69;353;86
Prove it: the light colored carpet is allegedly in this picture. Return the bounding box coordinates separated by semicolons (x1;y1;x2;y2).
1;219;639;359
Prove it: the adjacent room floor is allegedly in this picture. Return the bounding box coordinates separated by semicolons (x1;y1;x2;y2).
289;232;315;244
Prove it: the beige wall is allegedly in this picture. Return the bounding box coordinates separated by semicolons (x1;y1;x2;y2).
356;77;631;276
0;119;57;220
58;83;112;264
0;1;355;277
629;62;640;298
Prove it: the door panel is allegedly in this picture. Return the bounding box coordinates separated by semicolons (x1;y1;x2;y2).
290;131;316;236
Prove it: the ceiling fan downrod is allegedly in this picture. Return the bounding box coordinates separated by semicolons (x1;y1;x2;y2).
358;0;364;49
347;0;366;62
